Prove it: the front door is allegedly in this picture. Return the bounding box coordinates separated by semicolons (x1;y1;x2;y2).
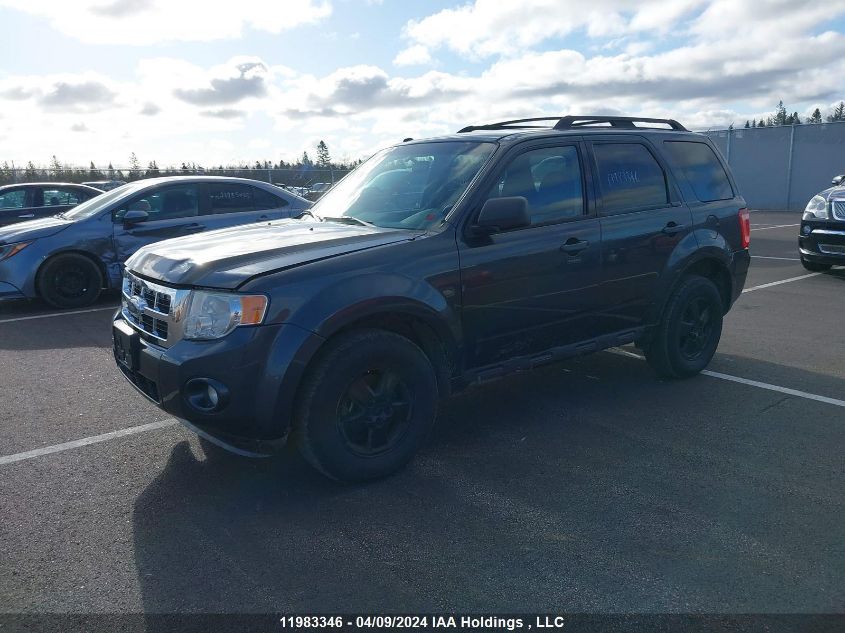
458;142;604;368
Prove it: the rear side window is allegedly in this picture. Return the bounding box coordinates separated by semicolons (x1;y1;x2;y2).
41;188;82;207
252;187;287;210
663;141;734;202
593;143;668;214
0;189;25;209
205;184;255;214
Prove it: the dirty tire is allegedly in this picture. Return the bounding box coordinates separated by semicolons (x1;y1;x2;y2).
644;275;723;379
800;257;831;272
37;253;103;309
294;328;438;482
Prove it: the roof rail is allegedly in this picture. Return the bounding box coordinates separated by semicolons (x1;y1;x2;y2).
457;115;687;133
554;115;687;131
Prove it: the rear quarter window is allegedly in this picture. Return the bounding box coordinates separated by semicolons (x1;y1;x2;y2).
663;141;734;202
593;143;669;214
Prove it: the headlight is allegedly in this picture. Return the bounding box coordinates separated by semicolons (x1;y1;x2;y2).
0;241;32;262
183;290;268;340
803;195;829;220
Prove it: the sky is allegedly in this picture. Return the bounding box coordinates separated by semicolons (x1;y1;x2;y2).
1;0;844;168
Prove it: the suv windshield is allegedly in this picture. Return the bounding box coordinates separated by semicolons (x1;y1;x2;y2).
313;141;496;229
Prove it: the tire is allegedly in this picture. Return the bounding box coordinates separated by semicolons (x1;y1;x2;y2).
644;275;723;379
293;328;438;482
37;253;103;309
800;256;831;272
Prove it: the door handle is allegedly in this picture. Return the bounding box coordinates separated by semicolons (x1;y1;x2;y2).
560;238;590;255
258;215;270;221
18;213;35;218
662;222;686;235
181;223;205;232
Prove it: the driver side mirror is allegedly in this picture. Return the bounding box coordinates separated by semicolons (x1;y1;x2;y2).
123;208;149;225
832;175;844;186
473;196;530;234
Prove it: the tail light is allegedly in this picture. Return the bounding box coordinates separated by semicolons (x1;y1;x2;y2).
739;208;750;249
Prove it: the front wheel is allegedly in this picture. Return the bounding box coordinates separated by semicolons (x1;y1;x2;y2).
293;329;439;482
644;275;723;379
800;256;831;272
37;253;103;309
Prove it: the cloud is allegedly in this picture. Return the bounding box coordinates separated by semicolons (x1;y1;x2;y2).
199;108;245;119
174;61;268;105
90;0;153;17
393;45;432;67
38;80;116;110
0;86;36;100
0;0;332;45
139;102;160;115
71;123;89;132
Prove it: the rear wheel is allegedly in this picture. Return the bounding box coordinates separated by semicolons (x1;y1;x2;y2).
644;275;723;379
800;256;831;272
37;253;103;309
294;329;438;482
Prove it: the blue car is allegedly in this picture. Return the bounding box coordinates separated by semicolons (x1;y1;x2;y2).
0;176;310;308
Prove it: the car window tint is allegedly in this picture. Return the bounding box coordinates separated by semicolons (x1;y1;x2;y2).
0;190;25;209
205;184;255;215
41;188;82;207
593;143;668;214
663;141;734;202
253;187;287;210
114;185;199;222
485;145;584;226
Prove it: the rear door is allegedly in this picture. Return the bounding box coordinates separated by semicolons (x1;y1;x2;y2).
112;183;203;262
0;187;35;226
588;137;694;331
199;182;291;231
458;139;605;368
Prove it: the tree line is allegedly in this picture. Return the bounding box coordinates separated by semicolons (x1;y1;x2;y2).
741;100;845;128
0;139;362;186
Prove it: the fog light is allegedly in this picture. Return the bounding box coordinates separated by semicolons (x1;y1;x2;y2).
207;384;219;408
803;225;812;235
184;378;229;413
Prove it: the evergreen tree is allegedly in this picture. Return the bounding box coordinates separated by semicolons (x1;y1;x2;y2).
829;101;845;122
107;162;115;178
146;160;160;177
758;119;766;127
49;155;62;179
751;119;757;128
809;108;823;124
774;100;788;126
316;140;331;167
791;112;801;125
744;120;750;128
301;151;313;167
128;152;141;179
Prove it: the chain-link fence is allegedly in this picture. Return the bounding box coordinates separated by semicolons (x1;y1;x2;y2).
0;166;352;190
702;121;845;211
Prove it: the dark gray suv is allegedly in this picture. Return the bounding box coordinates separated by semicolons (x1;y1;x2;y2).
0;176;310;308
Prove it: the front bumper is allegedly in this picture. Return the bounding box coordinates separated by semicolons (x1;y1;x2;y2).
0;281;25;300
113;315;324;453
799;221;845;265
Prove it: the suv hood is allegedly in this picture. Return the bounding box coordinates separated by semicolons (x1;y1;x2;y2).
0;215;72;245
126;219;420;289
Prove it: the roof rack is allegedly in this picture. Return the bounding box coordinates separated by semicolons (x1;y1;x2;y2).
457;115;687;133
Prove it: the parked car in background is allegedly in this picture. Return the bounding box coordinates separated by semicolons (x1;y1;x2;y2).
0;183;102;228
800;179;845;271
0;176;310;308
306;182;333;201
112;115;750;482
82;180;127;191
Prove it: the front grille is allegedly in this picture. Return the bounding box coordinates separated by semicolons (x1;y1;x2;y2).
121;272;188;347
832;201;845;221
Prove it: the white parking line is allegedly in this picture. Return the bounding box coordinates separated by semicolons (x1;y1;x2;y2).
608;348;845;408
0;419;177;466
750;255;800;261
742;273;821;293
750;223;800;231
0;305;117;324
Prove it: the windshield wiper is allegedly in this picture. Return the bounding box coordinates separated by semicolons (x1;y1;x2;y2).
294;209;317;220
322;216;377;228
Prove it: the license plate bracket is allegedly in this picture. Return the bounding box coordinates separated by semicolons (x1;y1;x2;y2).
113;320;140;371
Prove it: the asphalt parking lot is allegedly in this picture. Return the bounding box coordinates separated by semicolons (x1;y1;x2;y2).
0;211;843;619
